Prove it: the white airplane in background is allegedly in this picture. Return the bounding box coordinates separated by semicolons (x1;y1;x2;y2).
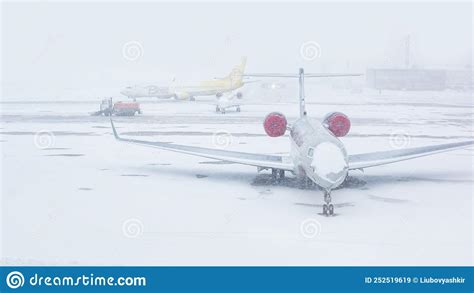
215;90;243;114
120;58;248;101
111;68;473;216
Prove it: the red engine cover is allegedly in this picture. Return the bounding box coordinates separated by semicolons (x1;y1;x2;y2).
323;112;351;137
263;112;287;137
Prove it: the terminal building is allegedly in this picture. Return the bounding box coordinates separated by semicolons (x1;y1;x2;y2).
366;68;473;91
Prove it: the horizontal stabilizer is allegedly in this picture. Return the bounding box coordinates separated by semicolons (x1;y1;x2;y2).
244;73;363;78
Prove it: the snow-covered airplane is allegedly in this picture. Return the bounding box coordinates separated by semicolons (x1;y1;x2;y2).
120;57;247;101
111;68;473;216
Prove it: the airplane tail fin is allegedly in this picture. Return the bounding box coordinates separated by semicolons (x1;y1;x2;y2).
226;57;247;87
244;71;363;118
235;57;247;74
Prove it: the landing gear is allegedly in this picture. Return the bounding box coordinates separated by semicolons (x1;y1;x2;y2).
271;169;285;183
278;169;285;179
322;190;334;216
189;96;196;101
236;106;241;112
215;106;220;113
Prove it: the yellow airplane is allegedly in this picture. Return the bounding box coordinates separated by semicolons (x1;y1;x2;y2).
121;57;247;101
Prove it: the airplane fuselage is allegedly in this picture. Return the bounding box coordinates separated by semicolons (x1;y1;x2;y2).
289;116;349;191
120;85;175;99
121;57;246;100
172;83;240;97
121;82;243;100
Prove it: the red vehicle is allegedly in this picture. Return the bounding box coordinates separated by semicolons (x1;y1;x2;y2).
112;101;141;116
92;99;141;116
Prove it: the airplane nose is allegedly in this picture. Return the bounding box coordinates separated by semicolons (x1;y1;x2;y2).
310;142;348;188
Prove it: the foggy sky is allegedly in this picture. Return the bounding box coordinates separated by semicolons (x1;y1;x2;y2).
1;1;472;99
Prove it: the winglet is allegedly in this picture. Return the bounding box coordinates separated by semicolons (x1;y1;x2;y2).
110;115;120;140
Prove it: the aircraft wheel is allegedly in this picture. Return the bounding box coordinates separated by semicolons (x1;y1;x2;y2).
328;204;334;216
323;204;328;216
271;169;278;183
278;169;285;179
221;109;226;114
236;106;241;112
215;106;220;113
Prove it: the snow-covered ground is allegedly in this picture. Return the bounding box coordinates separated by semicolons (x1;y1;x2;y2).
1;88;473;266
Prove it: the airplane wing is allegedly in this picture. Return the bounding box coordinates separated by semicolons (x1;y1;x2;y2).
110;119;294;171
348;140;474;170
244;73;363;78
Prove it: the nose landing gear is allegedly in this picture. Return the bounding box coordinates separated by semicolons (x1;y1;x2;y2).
322;190;334;216
271;169;285;183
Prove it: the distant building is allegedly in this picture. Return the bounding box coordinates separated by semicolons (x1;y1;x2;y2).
366;68;446;91
445;70;473;90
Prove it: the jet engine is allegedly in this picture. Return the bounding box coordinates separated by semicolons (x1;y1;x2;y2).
323;112;351;137
263;112;287;137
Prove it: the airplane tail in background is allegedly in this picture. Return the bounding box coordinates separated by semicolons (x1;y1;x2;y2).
229;57;247;77
201;57;247;89
225;57;247;88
